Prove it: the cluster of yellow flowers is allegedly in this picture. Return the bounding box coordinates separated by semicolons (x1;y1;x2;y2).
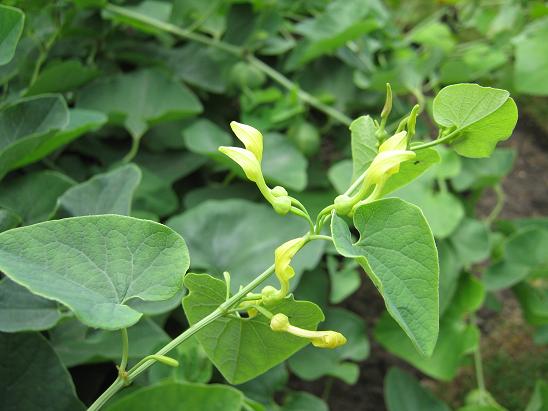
219;115;416;350
334;130;415;216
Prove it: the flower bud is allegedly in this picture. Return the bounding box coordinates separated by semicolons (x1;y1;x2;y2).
272;195;292;215
380;83;393;120
270;313;290;331
230;121;263;162
219;146;263;182
334;194;355;216
311;331;347;349
261;285;279;305
271;186;288;197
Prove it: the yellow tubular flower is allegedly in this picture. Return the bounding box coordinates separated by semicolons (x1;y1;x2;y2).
269;313;347;349
219;146;262;182
365;149;416;184
230;121;263;161
274;237;307;296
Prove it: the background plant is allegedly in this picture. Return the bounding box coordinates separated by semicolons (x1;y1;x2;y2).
0;0;546;410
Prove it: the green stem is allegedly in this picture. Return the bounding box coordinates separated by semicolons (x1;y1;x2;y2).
309;234;332;242
410;128;460;151
246;55;352;126
485;184;505;227
121;136;141;164
290;207;314;232
87;264;276;411
119;328;129;373
103;3;352;126
471;313;487;403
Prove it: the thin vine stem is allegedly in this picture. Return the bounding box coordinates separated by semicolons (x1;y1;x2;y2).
410;128;460;151
119;328;129;373
485;183;505;227
103;3;352;126
471;313;487;404
88;264;274;410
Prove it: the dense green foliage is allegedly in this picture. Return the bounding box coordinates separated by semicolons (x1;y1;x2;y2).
0;1;546;410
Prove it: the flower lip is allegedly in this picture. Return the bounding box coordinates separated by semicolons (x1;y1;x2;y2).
218;146;262;182
230;121;263;162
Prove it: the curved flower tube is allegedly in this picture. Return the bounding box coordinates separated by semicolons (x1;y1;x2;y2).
270;313;347;349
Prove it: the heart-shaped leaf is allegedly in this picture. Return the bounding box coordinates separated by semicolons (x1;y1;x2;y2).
0;95;69;180
331;198;439;355
433;84;509;130
433;84;517;158
0;215;189;329
58;164;141;216
0;5;24;66
0;332;85;410
183;273;324;384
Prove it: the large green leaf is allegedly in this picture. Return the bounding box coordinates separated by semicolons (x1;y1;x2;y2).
331;198;439;355
183;273;324;384
0;95;69;179
0;170;74;225
451;98;518;158
0;5;24;66
433;84;517;158
376;274;483;380
0;215;189;329
58;164;141;216
385;367;451;411
0;332;85;410
434;84;509;130
0;278;63;332
106;382;245;411
167;199;324;292
77;68;203;138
